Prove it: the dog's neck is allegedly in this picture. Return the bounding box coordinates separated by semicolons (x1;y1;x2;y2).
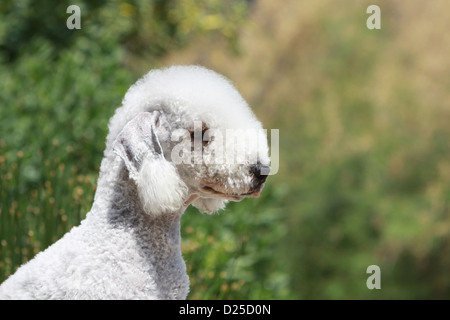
84;154;190;299
91;153;188;218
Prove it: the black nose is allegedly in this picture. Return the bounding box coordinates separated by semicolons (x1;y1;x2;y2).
251;164;270;182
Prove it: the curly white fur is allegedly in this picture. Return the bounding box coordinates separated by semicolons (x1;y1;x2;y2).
0;65;269;300
136;157;188;215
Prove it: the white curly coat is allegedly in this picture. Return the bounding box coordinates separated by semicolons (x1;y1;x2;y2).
0;65;270;299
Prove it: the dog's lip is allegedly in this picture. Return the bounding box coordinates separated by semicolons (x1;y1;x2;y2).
200;185;261;200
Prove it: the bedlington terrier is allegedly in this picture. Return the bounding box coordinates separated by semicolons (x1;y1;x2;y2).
0;65;270;299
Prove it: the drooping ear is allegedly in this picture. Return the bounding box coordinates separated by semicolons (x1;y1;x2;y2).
113;111;188;216
192;197;228;214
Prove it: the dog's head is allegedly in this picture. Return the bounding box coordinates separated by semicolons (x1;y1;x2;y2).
110;66;270;215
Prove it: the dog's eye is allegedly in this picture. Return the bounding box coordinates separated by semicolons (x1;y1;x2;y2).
202;128;213;147
188;124;212;147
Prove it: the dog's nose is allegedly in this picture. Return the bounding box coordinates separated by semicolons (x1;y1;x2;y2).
251;164;270;182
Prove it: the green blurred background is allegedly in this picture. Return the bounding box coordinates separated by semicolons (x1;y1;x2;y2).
1;0;450;299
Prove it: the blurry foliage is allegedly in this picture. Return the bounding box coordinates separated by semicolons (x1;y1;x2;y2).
0;142;96;277
181;184;291;299
230;1;450;299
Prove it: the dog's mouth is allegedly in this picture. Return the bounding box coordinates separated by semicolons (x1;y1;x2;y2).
200;185;263;201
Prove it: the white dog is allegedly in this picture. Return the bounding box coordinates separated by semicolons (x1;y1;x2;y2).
0;65;270;299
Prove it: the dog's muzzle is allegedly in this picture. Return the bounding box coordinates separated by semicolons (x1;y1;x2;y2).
250;163;270;183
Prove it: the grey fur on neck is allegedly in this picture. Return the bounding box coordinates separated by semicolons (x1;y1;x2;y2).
82;157;190;299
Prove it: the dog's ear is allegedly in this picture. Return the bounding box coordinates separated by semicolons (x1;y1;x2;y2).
191;198;228;214
113;111;188;216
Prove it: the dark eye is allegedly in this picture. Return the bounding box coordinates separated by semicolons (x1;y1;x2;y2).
189;124;212;147
202;128;210;147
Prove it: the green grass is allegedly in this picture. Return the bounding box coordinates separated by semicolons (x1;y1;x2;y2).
0;142;94;277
